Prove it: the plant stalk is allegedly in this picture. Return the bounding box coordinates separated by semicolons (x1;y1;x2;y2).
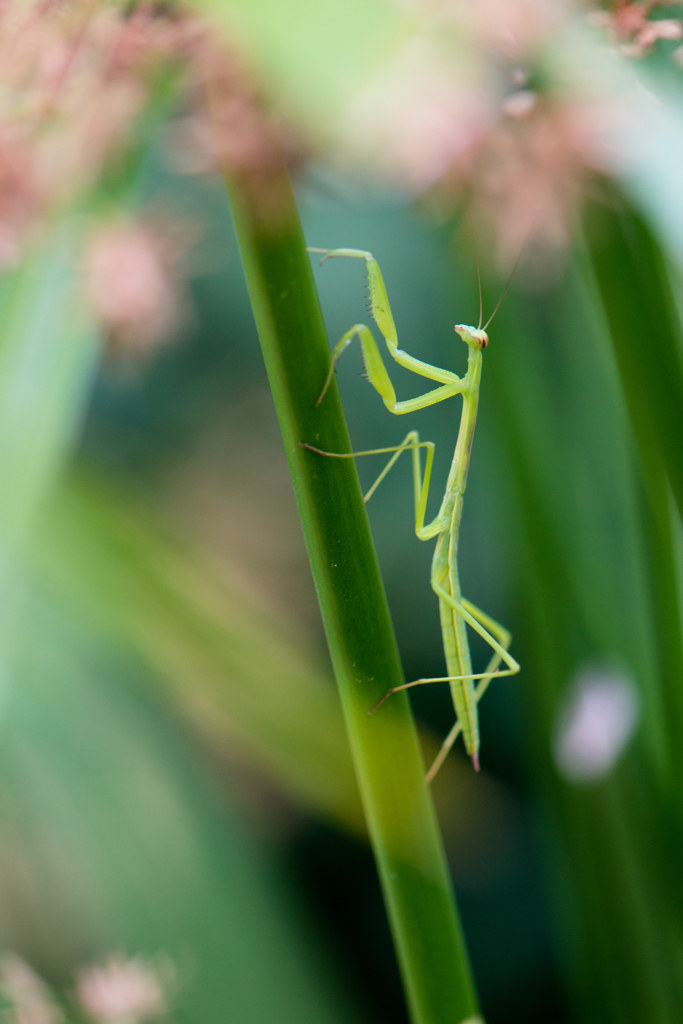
212;94;480;1023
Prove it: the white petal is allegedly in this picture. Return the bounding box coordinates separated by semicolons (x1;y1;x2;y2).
553;667;639;784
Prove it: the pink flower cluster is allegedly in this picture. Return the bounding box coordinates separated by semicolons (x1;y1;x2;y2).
75;955;170;1024
0;0;228;351
0;0;203;266
0;952;172;1024
458;93;612;265
85;219;181;353
589;1;682;59
335;1;618;264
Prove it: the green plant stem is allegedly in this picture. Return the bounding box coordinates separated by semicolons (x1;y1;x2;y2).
217;139;479;1022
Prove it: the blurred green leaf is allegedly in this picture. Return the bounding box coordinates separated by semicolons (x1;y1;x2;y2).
583;187;683;529
32;471;366;835
481;251;683;1022
0;227;100;584
202;0;411;132
0;577;359;1024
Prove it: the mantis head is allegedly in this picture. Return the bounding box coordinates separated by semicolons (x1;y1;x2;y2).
455;325;488;349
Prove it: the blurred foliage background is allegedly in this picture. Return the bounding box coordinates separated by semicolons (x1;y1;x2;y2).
2;1;683;1023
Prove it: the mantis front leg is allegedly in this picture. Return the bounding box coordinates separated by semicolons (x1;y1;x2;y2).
309;249;467;411
317;324;465;413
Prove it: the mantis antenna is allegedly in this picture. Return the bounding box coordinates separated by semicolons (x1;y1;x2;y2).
468;213;483;331
483;246;525;331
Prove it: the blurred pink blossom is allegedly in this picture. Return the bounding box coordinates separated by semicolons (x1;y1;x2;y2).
589;1;682;58
393;0;567;59
460;95;616;262
0;955;63;1024
0;0;205;266
554;668;640;782
75;955;169;1024
501;89;538;118
455;0;568;60
336;35;495;192
333;1;641;263
85;220;183;353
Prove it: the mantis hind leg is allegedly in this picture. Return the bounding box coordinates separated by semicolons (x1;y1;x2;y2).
424;598;517;782
432;583;520;677
371;599;517;713
371;594;517;779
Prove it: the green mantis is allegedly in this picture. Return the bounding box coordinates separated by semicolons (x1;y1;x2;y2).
302;248;519;780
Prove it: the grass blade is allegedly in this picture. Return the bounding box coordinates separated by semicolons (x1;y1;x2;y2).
0;226;100;579
218;137;480;1023
582;187;683;523
482;256;683;1021
583;188;683;790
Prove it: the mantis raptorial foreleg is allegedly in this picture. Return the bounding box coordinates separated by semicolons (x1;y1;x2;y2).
309;247;465;410
317;322;465;413
303;245;520;775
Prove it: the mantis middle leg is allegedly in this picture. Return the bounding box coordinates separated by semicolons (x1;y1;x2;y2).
301;428;449;541
309;249;467;412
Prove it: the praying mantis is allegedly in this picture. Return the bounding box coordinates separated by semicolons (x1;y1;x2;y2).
302;248;520;781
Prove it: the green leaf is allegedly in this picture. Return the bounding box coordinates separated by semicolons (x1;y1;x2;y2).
0;581;358;1024
201;0;411;133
